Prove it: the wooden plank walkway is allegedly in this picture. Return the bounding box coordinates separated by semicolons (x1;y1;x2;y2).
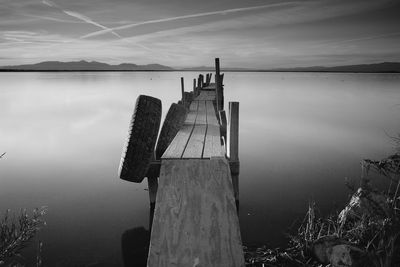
148;59;243;266
162;91;225;159
147;159;244;267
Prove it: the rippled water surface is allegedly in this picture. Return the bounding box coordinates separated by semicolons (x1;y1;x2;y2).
1;71;399;265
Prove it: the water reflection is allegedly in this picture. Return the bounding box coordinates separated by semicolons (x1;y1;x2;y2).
121;206;154;267
121;227;150;267
0;72;399;264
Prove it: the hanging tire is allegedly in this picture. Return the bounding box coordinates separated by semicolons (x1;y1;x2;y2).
155;103;187;159
118;95;161;183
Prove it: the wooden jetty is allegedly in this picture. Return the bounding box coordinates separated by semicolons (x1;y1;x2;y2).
119;58;243;266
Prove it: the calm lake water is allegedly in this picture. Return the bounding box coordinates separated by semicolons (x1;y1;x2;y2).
1;71;399;266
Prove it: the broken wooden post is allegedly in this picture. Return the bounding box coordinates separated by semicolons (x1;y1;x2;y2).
181;77;185;107
228;102;239;209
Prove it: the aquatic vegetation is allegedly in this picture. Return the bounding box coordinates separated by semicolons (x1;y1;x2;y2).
0;207;46;265
245;140;400;266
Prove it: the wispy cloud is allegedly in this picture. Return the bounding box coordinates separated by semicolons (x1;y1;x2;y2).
42;0;122;38
80;1;302;39
21;13;83;23
322;32;400;45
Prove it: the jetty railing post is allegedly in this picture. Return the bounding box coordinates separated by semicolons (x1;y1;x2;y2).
215;58;221;111
219;110;227;150
193;78;197;97
228;102;240;209
181;77;185;106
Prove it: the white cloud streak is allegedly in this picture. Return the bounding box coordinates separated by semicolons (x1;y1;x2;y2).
42;0;122;38
80;1;302;39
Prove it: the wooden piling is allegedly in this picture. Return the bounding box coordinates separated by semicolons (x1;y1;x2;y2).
181;77;185;107
193;78;197;97
228;102;240;206
215;58;224;111
219;110;227;146
147;177;158;206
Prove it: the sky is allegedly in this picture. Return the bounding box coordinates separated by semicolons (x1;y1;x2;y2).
1;0;400;68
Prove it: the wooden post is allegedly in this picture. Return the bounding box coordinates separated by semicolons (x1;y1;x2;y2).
146;159;160;210
181;77;185;107
219;110;227;145
228;102;239;209
147;176;158;226
215;58;221;111
220;74;224;110
193;78;197;97
147;177;158;204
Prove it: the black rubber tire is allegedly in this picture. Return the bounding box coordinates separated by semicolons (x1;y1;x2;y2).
155;103;187;159
119;95;161;183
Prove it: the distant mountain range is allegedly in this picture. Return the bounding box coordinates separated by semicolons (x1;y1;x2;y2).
0;60;173;71
269;62;400;73
0;60;399;72
182;62;400;73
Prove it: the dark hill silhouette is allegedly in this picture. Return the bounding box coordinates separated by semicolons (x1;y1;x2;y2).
1;61;399;72
182;62;400;73
270;62;400;73
0;60;173;71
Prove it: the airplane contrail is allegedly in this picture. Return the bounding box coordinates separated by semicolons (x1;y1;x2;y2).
81;1;301;39
42;0;122;38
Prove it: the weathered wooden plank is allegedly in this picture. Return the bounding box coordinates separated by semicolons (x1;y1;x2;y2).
182;125;207;158
162;125;193;158
203;125;224;158
203;83;216;90
194;94;215;101
189;101;198;111
185;111;197;125
147;159;245;267
195;101;207;125
206;100;219;126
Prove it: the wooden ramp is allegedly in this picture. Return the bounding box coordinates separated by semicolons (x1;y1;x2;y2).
147;159;244;267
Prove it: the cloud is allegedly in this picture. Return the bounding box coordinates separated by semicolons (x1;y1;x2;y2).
42;0;122;39
80;1;302;39
21;13;83;23
322;32;400;45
